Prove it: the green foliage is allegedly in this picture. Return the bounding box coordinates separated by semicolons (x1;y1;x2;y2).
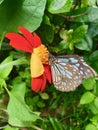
4;125;19;130
82;77;96;90
0;0;98;130
80;91;95;104
89;50;98;61
0;0;4;4
47;0;72;14
73;7;98;22
80;77;98;129
7;83;40;127
48;117;66;130
85;124;96;130
0;55;13;79
81;0;88;7
0;0;46;33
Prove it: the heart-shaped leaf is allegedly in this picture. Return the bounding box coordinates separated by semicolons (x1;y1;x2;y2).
0;0;46;33
7;83;40;127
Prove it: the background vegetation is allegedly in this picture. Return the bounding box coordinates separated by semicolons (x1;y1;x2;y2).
0;0;98;130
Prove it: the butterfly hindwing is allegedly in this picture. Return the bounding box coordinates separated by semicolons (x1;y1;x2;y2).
49;54;96;92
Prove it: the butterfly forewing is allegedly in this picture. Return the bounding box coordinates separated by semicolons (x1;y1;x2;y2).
49;54;97;92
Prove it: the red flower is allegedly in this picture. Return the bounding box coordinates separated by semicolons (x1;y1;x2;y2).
5;27;52;92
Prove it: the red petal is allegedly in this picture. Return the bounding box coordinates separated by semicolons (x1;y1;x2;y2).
31;76;43;92
31;74;47;92
41;73;47;91
19;27;41;48
44;65;52;83
5;33;33;53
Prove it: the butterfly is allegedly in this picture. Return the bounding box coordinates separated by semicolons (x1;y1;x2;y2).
49;54;97;92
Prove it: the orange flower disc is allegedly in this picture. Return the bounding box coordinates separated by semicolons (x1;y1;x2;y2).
30;44;49;78
33;44;49;64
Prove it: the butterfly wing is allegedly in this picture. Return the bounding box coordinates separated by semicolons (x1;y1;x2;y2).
49;55;97;92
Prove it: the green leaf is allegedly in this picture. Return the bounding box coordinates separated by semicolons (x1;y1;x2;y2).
41;25;54;43
75;34;93;51
40;92;49;100
87;23;98;38
0;56;13;79
97;0;98;6
89;50;98;61
0;57;27;70
44;15;51;26
80;92;95;104
0;78;6;93
47;0;72;14
85;124;96;130
91;114;98;124
37;101;45;108
75;39;91;51
91;61;98;74
94;97;98;108
89;102;98;114
57;40;68;51
7;83;40;127
66;25;88;50
0;78;6;87
82;77;96;90
0;0;4;4
81;0;88;7
59;29;67;40
74;7;98;23
12;76;22;85
95;80;98;96
0;0;46;33
88;0;97;6
3;125;19;130
72;25;88;43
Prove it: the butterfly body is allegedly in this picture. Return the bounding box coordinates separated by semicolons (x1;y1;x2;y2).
49;54;97;92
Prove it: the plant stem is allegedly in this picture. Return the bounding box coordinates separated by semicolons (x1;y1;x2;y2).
3;85;10;95
57;12;87;21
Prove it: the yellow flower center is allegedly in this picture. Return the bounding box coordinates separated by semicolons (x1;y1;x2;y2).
30;44;49;78
33;44;49;64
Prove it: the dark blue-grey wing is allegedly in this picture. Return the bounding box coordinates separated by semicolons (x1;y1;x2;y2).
50;55;96;92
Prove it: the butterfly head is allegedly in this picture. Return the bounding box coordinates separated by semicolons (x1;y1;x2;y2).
49;54;56;65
